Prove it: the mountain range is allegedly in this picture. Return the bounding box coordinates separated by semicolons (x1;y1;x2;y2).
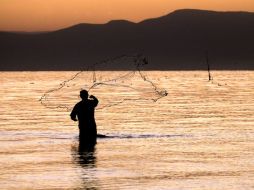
0;9;254;70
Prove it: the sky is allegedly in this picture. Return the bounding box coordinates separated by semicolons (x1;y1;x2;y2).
0;0;254;32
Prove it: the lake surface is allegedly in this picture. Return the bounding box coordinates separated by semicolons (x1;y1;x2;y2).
1;71;254;190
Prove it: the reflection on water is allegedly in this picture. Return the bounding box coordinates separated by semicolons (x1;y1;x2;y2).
71;139;98;189
76;142;96;167
0;71;254;190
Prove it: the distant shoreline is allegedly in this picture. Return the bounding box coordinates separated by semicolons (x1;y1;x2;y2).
1;69;253;72
1;9;254;71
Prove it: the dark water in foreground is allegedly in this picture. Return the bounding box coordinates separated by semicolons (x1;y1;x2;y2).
1;71;254;190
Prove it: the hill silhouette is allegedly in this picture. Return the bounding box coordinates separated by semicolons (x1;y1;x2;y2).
0;9;254;70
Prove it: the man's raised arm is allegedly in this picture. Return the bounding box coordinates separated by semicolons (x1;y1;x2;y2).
89;95;99;107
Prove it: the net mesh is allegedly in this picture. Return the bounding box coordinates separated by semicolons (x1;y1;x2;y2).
39;54;168;111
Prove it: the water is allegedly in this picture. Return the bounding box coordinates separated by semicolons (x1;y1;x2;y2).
1;71;254;190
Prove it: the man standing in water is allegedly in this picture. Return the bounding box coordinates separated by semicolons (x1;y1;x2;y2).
70;90;99;144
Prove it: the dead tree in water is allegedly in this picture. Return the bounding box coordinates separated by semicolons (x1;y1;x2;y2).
206;51;212;81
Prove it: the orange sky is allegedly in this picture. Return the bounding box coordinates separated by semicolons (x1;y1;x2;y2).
0;0;253;31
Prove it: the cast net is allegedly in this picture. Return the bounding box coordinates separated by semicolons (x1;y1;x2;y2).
39;54;168;111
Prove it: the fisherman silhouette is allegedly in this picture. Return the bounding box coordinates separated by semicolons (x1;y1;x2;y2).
70;90;98;144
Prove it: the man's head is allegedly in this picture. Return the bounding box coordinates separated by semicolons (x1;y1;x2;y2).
80;90;89;100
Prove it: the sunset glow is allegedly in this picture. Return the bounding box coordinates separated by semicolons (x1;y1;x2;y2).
0;0;254;31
